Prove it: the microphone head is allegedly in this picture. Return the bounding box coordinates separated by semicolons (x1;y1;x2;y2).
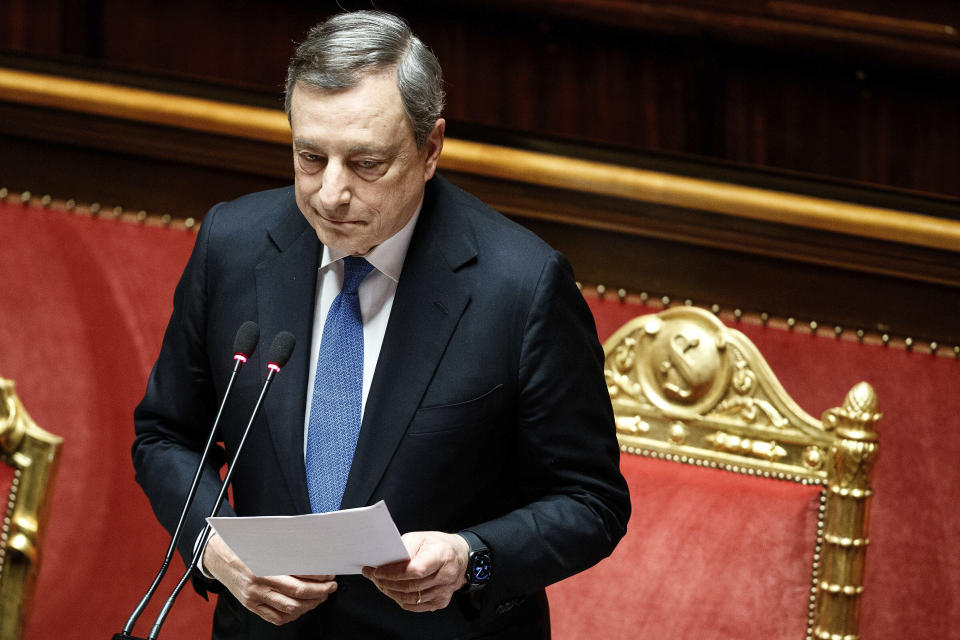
233;321;260;359
267;331;296;370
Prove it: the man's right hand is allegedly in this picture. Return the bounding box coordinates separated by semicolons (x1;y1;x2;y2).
203;532;337;626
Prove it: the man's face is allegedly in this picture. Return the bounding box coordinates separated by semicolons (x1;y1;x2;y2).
290;71;444;256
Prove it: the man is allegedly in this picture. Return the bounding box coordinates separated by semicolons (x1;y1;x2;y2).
133;11;629;639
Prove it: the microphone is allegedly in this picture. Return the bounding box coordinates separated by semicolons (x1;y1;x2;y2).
115;321;259;640
144;332;296;640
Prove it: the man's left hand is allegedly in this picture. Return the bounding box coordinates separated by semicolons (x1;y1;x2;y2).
362;531;469;612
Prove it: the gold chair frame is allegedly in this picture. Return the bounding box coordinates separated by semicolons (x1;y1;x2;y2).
604;307;879;640
0;374;62;640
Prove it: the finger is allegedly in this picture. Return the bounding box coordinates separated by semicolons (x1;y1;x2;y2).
372;574;440;593
251;586;332;624
292;574;336;582
252;602;288;626
386;584;455;613
372;555;462;593
365;559;422;580
251;600;316;627
371;548;447;581
260;575;338;600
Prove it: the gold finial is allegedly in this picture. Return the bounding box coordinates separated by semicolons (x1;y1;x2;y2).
0;376;26;453
823;382;881;439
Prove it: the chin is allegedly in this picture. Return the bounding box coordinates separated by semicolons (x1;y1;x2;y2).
322;235;372;256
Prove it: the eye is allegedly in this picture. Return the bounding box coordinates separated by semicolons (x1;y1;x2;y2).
352;158;389;180
356;159;382;171
297;152;325;174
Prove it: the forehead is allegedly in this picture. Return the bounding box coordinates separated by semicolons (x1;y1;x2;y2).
289;72;415;148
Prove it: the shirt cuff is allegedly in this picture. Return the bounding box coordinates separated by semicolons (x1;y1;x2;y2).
193;529;215;579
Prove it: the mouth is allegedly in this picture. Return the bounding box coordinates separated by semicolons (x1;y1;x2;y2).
317;212;361;226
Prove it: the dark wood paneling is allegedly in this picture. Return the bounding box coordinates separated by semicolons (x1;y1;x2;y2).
0;101;291;215
519;214;960;347
3;1;960;198
2;88;956;344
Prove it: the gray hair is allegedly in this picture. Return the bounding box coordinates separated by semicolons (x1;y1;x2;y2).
284;11;445;148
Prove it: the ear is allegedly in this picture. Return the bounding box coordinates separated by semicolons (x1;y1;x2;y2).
422;118;445;181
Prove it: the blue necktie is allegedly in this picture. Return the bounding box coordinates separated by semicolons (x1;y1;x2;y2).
306;256;375;513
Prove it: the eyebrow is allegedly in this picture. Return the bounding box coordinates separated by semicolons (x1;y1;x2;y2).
348;144;393;157
292;137;394;157
292;136;318;150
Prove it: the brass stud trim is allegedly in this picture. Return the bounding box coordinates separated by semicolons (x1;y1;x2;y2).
827;485;873;499
818;580;865;596
1;189;198;232
0;461;21;588
813;631;860;640
823;533;870;547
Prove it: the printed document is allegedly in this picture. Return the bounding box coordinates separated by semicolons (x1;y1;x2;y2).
208;500;409;576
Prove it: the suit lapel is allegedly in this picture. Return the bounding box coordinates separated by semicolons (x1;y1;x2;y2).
255;204;318;514
340;178;477;509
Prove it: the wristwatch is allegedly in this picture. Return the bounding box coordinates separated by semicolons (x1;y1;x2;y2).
460;531;492;592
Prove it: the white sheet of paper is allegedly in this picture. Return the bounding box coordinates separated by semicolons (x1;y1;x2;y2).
207;500;410;576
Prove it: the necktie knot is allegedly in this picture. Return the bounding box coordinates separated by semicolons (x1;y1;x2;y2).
341;256;374;295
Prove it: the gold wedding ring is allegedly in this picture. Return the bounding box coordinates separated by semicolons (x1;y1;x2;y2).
416;591;422;605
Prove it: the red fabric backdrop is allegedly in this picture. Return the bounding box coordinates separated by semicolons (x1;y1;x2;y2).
0;202;211;637
567;295;960;639
547;454;822;639
2;201;958;638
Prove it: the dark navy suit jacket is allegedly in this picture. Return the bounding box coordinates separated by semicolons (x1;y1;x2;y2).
133;174;630;639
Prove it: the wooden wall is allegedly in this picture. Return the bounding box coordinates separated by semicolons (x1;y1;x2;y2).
3;0;960;199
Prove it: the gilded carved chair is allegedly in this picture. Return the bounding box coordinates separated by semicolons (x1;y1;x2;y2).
549;306;880;640
0;373;62;640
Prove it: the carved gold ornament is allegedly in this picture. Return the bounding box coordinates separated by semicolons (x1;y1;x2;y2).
0;373;62;640
602;307;880;640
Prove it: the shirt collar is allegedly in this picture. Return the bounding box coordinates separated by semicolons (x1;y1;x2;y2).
320;197;422;283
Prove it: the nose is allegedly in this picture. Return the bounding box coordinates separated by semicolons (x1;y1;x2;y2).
317;160;352;212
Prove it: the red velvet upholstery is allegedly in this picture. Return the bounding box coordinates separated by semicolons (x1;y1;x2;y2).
548;454;821;639
0;461;13;536
0;202;210;637
571;295;960;639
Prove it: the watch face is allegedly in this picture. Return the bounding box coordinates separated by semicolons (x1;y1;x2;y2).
471;553;491;584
